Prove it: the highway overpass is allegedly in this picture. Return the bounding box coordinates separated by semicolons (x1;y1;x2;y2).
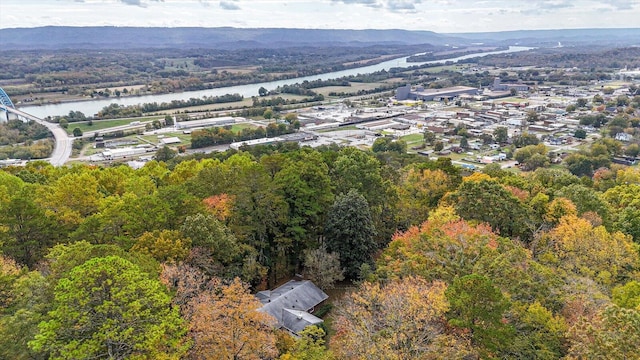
3;106;74;166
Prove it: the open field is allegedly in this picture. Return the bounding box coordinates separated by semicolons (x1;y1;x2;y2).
315;82;393;97
400;133;424;143
400;64;471;74
64;116;163;135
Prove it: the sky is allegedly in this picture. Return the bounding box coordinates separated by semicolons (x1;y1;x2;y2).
0;0;639;33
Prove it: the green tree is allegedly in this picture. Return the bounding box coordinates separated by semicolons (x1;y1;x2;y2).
434;140;444;152
574;128;587;139
446;274;514;357
423;129;436;145
450;178;531;241
164;114;175;126
526;110;539;123
263;108;274;119
281;326;334;360
612;281;640;309
154;145;177;162
72;127;82;137
324;190;377;279
29;256;188;360
259;86;268;97
1;185;62;267
576;98;588;108
274;151;334;267
494;126;508;144
624;143;640;157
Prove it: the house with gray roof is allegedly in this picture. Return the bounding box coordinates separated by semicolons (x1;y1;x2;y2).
257;280;328;335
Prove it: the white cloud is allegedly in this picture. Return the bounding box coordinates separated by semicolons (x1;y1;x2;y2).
1;0;639;32
219;0;240;10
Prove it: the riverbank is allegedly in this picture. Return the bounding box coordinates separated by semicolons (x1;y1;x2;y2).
18;46;533;119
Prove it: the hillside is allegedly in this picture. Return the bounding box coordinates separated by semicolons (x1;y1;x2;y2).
1;26;639;50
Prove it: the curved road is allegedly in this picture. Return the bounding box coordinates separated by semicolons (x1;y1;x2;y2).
6;107;73;166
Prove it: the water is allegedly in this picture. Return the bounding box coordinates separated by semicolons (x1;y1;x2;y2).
18;46;533;118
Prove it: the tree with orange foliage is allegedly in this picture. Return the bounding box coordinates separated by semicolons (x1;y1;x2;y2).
188;277;278;360
202;193;234;222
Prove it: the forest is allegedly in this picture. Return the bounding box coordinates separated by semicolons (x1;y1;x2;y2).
1;137;640;359
0;44;430;103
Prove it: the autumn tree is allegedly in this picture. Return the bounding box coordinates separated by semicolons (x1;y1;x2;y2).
187;277;278;360
303;245;344;290
331;277;475;359
566;305;640;360
29;256;188;359
534;215;639;286
324;190;377;279
132;229;191;263
396;166;456;227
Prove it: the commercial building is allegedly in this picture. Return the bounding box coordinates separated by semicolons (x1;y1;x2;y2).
396;84;479;101
174;116;237;130
492;78;529;92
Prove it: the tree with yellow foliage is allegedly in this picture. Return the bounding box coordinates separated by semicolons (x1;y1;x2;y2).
331;277;475;360
188;277;278;360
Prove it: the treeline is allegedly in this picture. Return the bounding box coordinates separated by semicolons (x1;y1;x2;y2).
249;94;325;111
406;46;508;62
95;94;243;119
471;46;640;70
0;44;429;101
0;120;54;160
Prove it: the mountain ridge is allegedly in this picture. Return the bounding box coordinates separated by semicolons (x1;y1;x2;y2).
1;26;638;50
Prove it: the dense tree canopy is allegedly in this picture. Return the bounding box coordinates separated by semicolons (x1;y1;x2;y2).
1;143;640;358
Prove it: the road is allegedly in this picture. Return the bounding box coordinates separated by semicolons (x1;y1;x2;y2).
7;107;74;166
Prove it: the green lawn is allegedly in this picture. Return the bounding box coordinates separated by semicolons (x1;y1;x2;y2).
400;133;424;143
65;116;163;134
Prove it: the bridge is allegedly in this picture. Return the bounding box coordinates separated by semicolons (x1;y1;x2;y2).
0;87;73;166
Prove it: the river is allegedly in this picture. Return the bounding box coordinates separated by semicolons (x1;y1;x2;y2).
18;46;533;118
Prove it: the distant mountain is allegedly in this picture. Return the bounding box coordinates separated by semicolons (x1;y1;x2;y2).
447;28;640;47
1;27;638;50
0;27;463;50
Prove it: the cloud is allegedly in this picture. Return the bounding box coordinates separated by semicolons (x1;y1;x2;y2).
606;0;635;10
219;0;240;10
120;0;143;5
519;0;574;15
117;0;163;7
387;0;422;12
332;0;382;8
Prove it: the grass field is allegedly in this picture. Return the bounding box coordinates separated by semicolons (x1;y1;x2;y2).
314;82;390;97
65;116;163;134
400;133;424;143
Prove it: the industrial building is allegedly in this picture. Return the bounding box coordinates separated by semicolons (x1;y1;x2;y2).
395;84;479;101
492;78;529;92
174;116;237;130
